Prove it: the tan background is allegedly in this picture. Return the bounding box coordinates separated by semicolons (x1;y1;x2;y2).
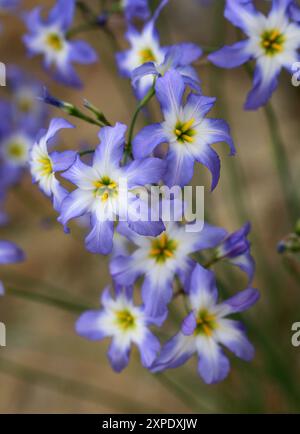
0;0;300;413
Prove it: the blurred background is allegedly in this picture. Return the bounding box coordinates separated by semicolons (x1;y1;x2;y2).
0;0;300;413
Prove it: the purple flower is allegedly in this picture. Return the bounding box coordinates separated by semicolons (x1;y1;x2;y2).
208;0;300;110
216;223;255;283
123;0;150;21
76;286;160;372
0;240;24;294
133;69;235;189
116;1;167;98
132;45;202;92
30;118;77;212
110;221;227;323
23;0;98;87
7;66;48;135
116;0;201;98
59;123;166;255
151;264;259;384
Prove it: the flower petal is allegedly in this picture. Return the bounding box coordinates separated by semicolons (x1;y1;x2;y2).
151;332;195;372
75;310;108;341
107;338;131;372
197;338;230;384
138;330;161;369
189;264;218;310
155;69;185;116
85;216;114;255
93;123;127;170
0;241;24;264
208;40;252;68
219;287;260;316
132;123;167;159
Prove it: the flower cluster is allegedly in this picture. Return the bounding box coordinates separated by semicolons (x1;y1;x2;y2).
0;67;48;221
22;0;262;384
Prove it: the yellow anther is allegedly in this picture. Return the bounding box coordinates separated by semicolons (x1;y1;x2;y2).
46;33;63;51
270;30;280;40
182;134;194;143
139;48;156;63
181;118;195;133
272;43;283;52
101;192;109;202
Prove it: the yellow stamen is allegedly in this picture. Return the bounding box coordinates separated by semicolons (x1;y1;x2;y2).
270;30;280;40
181;134;194;143
46;33;64;51
38;156;52;176
272;43;283;52
181;118;195;133
101;192;109;202
139;48;156;63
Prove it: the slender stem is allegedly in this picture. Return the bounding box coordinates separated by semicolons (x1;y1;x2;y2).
127;81;156;152
243;64;299;223
0;357;158;412
154;373;211;412
263;102;299;223
67;106;105;127
6;286;91;314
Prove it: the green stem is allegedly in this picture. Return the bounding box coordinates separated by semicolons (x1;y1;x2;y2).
6;286;91;314
68;105;106;127
154;373;211;412
243;64;299;223
0;357;158;412
263;102;299;223
127;81;156;153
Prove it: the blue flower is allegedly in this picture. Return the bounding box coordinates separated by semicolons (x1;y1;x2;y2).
30;118;77;212
208;0;300;110
133;69;235;189
23;0;98;87
0;240;24;295
132;45;202;92
76;286;161;372
59;123;166;255
110;222;227;324
7;66;48;135
151;264;259;384
123;0;150;22
215;222;255;283
116;0;202;98
116;1;167;98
